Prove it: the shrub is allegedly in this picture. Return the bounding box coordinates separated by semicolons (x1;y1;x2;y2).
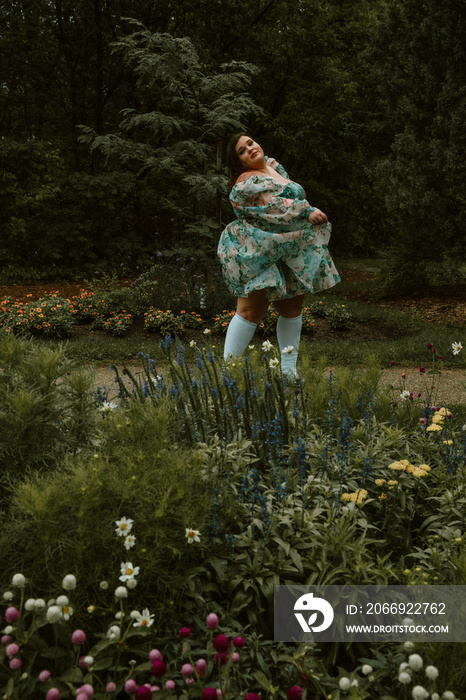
0;294;75;339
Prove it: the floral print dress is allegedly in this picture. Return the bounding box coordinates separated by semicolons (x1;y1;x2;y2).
218;157;340;300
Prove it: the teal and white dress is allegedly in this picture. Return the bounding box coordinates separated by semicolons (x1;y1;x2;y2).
218;157;340;300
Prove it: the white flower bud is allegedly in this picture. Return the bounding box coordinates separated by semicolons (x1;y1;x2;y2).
24;598;36;611
11;574;26;588
361;664;373;675
99;580;109;590
339;678;350;690
46;605;62;623
126;577;137;590
56;595;69;607
425;665;438;680
114;586;128;599
408;654;423;671
62;574;77;590
3;592;14;601
412;686;428;700
34;599;46;611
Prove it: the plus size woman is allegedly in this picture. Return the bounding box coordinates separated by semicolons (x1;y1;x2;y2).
218;133;340;376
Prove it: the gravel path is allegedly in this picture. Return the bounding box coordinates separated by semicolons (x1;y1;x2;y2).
88;361;466;406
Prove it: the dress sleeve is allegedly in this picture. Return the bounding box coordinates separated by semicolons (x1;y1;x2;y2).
230;176;315;230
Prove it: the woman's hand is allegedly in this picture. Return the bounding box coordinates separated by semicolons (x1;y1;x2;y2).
308;208;328;225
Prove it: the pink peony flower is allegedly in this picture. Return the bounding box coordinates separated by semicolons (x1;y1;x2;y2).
151;660;167;678
125;680;138;693
232;636;245;648
181;663;194;677
135;687;152;700
6;642;20;658
5;607;20;623
206;613;219;629
287;686;303;700
9;657;22;670
106;682;117;693
195;658;207;677
212;634;229;653
201;688;218;700
214;652;227;666
149;649;163;661
165;680;176;691
71;629;87;645
39;670;51;682
46;690;60;700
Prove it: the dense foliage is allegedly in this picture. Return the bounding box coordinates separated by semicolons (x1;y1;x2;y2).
1;0;464;283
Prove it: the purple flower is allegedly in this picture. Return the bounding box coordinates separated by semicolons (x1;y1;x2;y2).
135;687;152;700
244;694;260;700
419;366;425;373
149;649;163;661
39;670;51;682
6;642;19;658
214;652;227;666
201;689;218;700
106;682;117;693
165;680;176;691
196;658;207;677
151;660;167;677
212;634;229;652
232;636;245;648
287;686;303;700
5;607;19;623
125;680;138;693
427;343;433;349
179;626;191;639
9;658;22;670
390;361;395;366
76;684;94;697
46;690;60;700
181;663;194;677
71;629;86;645
206;613;219;629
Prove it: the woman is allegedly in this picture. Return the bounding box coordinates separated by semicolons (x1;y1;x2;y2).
218;133;340;376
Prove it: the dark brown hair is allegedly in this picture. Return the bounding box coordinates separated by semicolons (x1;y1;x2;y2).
226;132;248;191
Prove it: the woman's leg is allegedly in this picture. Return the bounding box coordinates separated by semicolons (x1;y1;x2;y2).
223;290;269;360
273;294;305;376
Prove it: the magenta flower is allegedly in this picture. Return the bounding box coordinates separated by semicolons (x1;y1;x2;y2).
244;694;260;700
76;684;94;697
39;670;51;682
196;658;207;677
232;636;245;648
46;690;60;700
419;366;425;373
125;680;138;693
5;607;20;623
135;687;152;700
78;655;90;670
212;634;229;653
77;694;88;700
165;680;176;691
287;686;303;700
206;613;219;629
427;343;433;350
390;361;395;366
179;626;191;638
9;658;22;670
214;652;227;666
201;688;218;700
181;663;194;677
71;629;86;645
6;642;19;658
419;418;426;424
106;682;117;693
151;660;167;677
149;649;163;661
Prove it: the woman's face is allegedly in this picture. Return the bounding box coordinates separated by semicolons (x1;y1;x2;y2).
235;135;265;170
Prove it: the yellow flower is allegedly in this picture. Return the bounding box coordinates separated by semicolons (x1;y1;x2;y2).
375;479;386;486
443;440;453;445
432;414;444;424
436;407;449;416
410;467;428;478
418;464;431;471
426;424;443;432
341;493;352;502
388;461;408;470
378;493;388;500
387;480;398;488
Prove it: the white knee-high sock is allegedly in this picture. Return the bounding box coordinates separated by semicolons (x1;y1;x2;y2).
276;314;302;376
223;313;257;360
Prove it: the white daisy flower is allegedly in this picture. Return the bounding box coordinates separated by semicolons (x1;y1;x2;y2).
269;358;279;369
248;344;255;349
119;562;139;582
189;340;197;347
132;608;155;628
262;340;273;351
451;341;463;355
399;389;411;400
124;534;136;550
99;401;118;412
107;625;121;640
203;328;211;334
115;517;134;537
281;345;294;354
185;528;201;544
61;605;73;621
